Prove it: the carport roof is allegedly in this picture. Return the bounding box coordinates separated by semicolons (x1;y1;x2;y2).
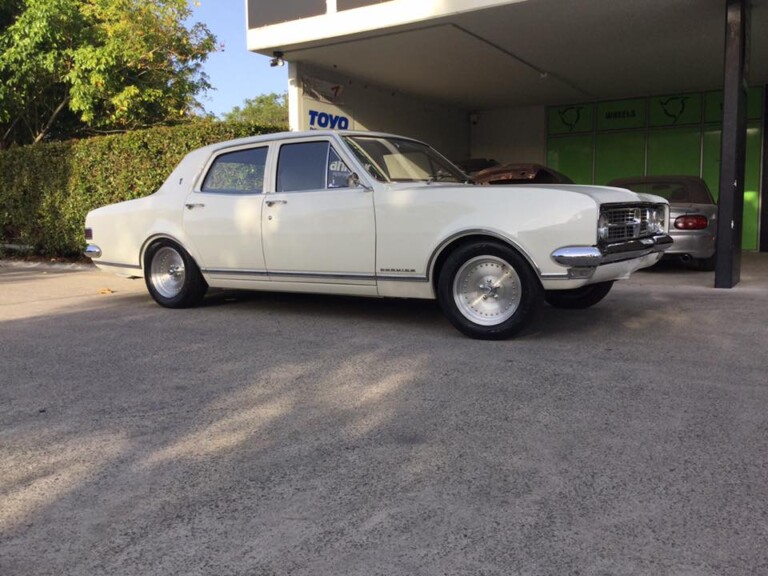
249;0;768;110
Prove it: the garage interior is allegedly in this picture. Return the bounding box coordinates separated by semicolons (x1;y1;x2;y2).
246;0;767;285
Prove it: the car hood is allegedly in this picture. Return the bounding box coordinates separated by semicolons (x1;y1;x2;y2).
506;184;665;205
385;182;662;205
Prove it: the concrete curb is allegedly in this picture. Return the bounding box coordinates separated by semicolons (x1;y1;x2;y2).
0;259;96;272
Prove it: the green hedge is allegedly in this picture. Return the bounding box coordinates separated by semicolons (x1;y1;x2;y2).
0;119;285;257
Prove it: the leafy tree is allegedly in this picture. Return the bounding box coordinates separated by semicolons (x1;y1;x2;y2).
0;0;216;148
0;0;23;29
223;92;288;127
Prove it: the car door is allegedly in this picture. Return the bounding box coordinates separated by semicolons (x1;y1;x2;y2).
182;145;269;278
262;139;375;284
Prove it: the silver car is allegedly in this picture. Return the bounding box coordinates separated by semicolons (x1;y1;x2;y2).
608;176;717;271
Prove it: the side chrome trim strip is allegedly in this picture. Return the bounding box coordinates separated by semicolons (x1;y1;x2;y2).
270;270;376;281
203;269;270;278
376;274;429;283
95;261;142;270
203;268;429;283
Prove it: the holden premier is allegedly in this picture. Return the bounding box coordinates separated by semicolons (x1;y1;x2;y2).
84;131;672;340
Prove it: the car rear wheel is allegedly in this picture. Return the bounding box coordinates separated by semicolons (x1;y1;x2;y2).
437;241;542;340
544;281;614;309
144;240;207;308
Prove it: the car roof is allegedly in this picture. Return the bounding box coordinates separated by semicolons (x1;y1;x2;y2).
199;130;426;155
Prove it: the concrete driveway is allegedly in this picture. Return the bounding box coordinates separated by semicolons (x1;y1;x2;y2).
1;256;767;576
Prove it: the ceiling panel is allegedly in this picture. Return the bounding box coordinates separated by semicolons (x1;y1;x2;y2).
283;0;768;110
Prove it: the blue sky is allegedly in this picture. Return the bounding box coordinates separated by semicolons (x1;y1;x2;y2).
188;0;289;117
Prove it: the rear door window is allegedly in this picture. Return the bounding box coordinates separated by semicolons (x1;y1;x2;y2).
201;147;268;194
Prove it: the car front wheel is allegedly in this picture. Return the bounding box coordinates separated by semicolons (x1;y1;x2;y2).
144;240;207;308
437;241;542;340
544;280;614;309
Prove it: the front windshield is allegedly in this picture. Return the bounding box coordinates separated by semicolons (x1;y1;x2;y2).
343;135;467;183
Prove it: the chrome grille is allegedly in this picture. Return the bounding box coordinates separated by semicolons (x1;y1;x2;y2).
601;205;653;242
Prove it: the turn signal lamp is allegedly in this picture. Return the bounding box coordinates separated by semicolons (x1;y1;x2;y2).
597;213;609;241
85;227;93;240
674;215;708;230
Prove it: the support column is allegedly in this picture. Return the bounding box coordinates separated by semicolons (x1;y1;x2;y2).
287;61;302;132
715;0;750;288
760;85;768;252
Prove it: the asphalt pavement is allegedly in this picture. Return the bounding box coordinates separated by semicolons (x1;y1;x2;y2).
1;255;767;576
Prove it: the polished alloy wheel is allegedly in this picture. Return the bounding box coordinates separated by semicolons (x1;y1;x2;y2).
452;255;522;326
149;246;186;299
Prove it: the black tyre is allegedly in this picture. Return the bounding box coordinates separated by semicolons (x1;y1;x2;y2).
544;280;614;309
437;241;542;340
144;240;207;308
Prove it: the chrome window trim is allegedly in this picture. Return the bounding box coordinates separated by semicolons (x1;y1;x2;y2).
198;145;270;196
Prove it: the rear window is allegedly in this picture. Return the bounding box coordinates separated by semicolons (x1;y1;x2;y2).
612;180;714;204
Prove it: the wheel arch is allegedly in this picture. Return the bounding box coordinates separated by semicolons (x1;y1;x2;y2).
140;233;197;271
428;230;543;294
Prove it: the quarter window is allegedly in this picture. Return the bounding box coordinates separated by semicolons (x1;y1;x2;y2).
201;147;268;194
328;147;352;188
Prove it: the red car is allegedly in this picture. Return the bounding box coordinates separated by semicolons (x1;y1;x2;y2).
473;163;574;185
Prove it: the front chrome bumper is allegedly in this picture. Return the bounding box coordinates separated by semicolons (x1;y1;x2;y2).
551;234;673;268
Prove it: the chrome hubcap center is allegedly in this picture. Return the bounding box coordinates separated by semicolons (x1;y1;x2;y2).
452;255;523;327
479;278;499;299
150;246;187;299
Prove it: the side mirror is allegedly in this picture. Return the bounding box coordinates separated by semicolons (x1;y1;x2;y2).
347;172;371;190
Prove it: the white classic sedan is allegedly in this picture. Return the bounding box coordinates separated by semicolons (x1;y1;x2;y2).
84;131;672;339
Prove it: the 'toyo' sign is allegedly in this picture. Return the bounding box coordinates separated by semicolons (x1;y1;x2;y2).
308;110;350;130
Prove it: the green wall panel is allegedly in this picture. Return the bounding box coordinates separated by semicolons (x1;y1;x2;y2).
650;93;702;127
548;104;594;135
547;89;763;249
743;126;761;250
597;99;646;131
647;127;701;176
595;132;645;184
547;136;593;184
701;127;721;200
699;124;761;250
705;86;764;123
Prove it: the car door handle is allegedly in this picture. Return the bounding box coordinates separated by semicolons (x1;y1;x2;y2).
265;200;288;207
185;203;205;210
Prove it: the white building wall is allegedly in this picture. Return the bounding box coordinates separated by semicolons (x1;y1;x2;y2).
469;106;547;165
248;0;525;52
291;63;469;161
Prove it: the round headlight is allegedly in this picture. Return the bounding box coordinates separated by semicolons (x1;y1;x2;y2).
645;207;662;234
